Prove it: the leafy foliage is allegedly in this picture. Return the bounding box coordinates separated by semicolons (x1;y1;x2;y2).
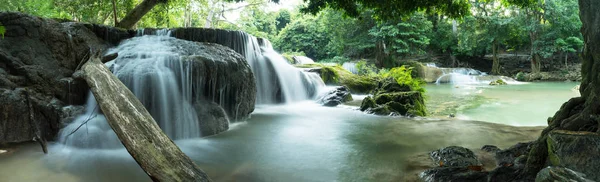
0;24;5;39
381;66;425;93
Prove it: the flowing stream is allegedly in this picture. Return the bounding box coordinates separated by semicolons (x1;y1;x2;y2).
0;31;580;181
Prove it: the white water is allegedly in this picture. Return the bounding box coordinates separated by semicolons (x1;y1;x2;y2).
293;56;315;64
434;67;520;85
59;35;203;149
342;62;358;74
241;34;325;104
58;31;326;149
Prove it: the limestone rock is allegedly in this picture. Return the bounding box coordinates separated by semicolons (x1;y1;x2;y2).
317;86;352;107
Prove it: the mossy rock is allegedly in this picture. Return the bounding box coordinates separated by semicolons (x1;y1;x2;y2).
361;91;427;117
398;60;426;79
489;79;507;86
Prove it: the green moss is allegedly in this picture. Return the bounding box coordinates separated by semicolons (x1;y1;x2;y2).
360;96;377;111
294;63;323;68
320;66;341;84
515;72;526;81
547;136;560;166
397;60;425;79
362;91;427;116
489;79;508;85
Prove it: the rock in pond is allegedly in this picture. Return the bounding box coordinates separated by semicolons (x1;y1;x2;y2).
359;77;426;116
547;130;600;181
430;146;482;167
420;146;488;182
317;86;352;107
489;79;507;86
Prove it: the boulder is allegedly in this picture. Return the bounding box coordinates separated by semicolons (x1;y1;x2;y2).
535;166;594;182
430;146;481;167
317;86;353;107
193;100;229;137
0;12;111;143
547;130;600;181
489;79;507;86
420;166;488;182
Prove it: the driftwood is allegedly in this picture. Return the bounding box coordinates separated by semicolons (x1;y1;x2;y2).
80;55;212;182
24;90;48;154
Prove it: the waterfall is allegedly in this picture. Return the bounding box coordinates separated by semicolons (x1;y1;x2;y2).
150;28;326;104
59;35;203;149
342;62;358;74
59;29;326;149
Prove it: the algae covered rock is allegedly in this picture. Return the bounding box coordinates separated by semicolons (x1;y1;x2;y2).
535;166;594;182
546;130;600;181
489;79;507;85
359;78;426;116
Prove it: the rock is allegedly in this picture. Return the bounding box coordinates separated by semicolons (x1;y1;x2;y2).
193;100;229;137
317;86;353;107
359;77;426;116
535;166;594;182
489;79;507;86
481;145;501;153
420;167;488;182
494;142;533;166
430;146;481;167
0;12;112;143
547;130;600;181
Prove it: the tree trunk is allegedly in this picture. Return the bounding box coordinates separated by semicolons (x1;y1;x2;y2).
112;0;119;26
565;53;568;69
116;0;166;29
523;0;600;177
491;39;501;74
375;40;388;68
80;55;212;182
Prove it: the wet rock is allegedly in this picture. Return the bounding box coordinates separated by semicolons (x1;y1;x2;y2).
535;166;594;182
359;77;426;116
547;130;600;181
481;145;501;153
420;167;488;182
0;12;111;143
430;146;481;167
317;86;353;107
489;79;507;85
494;142;533;166
193;100;229;137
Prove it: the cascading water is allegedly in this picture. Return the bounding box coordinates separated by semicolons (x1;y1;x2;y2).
158;29;325;104
59;29;326;149
292;56;315;64
433;67;519;85
59;34;203;149
342;62;358;74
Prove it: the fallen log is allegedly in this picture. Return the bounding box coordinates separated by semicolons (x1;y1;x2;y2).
80;55;212;182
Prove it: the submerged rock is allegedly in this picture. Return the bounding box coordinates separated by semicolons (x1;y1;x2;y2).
194;100;229;137
317;86;353;107
547;130;600;181
535;166;594;182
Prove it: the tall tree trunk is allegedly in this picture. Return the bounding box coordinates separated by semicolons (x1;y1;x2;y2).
491;39;501;74
529;31;541;73
564;52;568;69
116;0;167;29
523;0;600;177
80;55;212;182
375;40;388;68
112;0;119;26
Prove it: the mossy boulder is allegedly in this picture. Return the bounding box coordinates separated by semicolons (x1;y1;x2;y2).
360;91;426;116
546;130;600;181
296;64;378;94
489;79;507;86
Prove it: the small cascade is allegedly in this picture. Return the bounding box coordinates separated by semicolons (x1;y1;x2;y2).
342;62;358;74
293;56;315;64
434;67;519;85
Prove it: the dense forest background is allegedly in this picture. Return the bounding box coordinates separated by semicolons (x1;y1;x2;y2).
1;0;583;74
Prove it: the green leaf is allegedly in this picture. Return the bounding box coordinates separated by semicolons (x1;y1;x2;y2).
0;25;5;39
